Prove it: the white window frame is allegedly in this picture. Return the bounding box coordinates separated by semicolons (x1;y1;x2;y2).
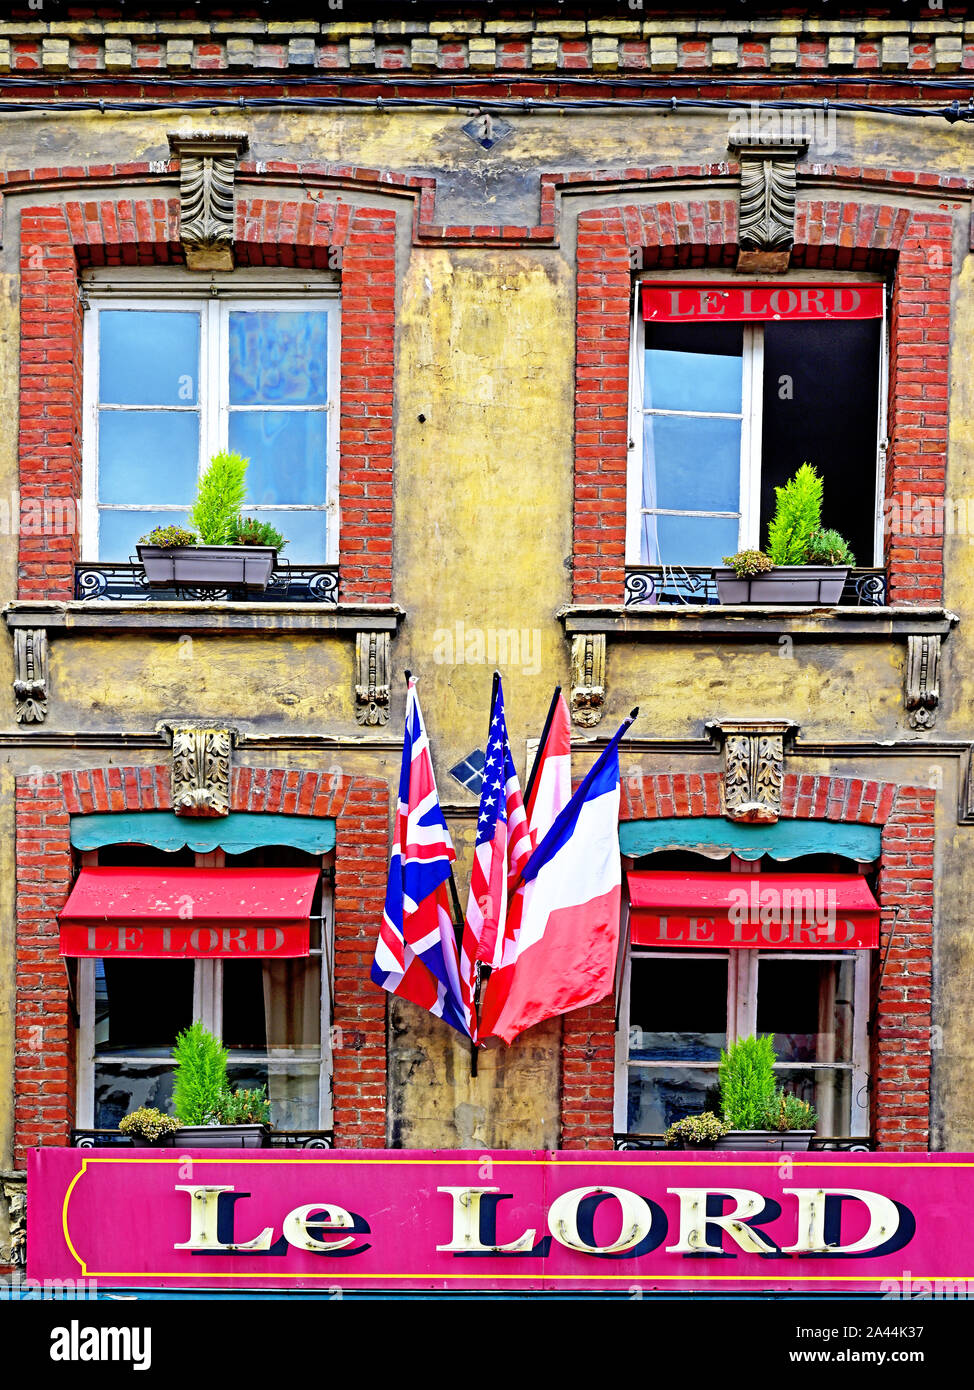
626;274;888;567
614;944;871;1138
81;277;341;564
75;850;334;1131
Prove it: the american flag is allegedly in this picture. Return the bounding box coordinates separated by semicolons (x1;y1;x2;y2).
460;677;534;1031
371;677;471;1038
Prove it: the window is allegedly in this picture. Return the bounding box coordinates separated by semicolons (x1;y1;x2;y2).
82;279;340;564
75;845;334;1133
616;852;872;1138
627;279;887;569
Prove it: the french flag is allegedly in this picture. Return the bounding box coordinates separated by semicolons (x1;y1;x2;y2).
479;710;636;1045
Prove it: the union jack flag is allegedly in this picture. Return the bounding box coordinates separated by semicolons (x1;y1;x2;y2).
371;677;472;1038
460;676;533;1033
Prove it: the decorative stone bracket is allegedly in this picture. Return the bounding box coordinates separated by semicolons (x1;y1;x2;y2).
159;720;238;818
905;634;942;730
13;628;48;724
706;718;799;824
168;131;249;271
728;138;808;273
355;631;391;727
570;633;606;727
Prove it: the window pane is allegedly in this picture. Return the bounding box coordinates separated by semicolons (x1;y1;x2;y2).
98;508;192;560
98;411;199;505
627;1066;720;1133
94;959;195;1054
756;957;855;1064
242;508;328;563
99;310;200;406
229;411;327;504
228;310;329;405
94;1063;177;1130
773;1066;854;1136
222;958;321;1056
226;1061;320;1132
629;956;728;1060
646;513;740;568
760;318;881;563
645;322;744;414
645;414;742;513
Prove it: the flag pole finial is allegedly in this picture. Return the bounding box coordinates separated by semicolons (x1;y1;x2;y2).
629;707;639;720
404;669;412;682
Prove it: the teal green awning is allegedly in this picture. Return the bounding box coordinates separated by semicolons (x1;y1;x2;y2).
70;811;336;856
620;816;880;863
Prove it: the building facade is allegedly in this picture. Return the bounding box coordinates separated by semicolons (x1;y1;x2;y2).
1;4;973;1288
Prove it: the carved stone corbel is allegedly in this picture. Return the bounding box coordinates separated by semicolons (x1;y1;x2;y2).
728;139;808;273
160;721;237;817
167;131;249;271
570;633;606;727
13;627;48;724
905;634;942;730
707;718;799;824
355;632;391;726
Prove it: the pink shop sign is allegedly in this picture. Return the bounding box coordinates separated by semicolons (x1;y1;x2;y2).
26;1148;974;1292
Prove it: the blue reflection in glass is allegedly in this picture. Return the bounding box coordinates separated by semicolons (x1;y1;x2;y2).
229;411;327;504
229;311;329;405
99;508;192;560
99;310;200;406
242;508;327;563
654;514;740;567
644;415;741;512
99;412;199;504
645;346;742;414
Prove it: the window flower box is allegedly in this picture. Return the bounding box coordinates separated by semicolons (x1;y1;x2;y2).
714;565;850;606
714;1130;814;1151
137;544;278;593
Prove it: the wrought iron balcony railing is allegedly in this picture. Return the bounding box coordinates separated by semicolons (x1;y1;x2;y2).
624;566;887;608
70;1128;334;1149
74;561;339;604
614;1134;873;1151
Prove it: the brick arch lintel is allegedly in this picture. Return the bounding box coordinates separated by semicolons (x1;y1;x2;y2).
562;771;934;1154
13;763;391;1163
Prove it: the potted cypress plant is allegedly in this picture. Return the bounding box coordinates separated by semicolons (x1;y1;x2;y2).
716;463;855;604
136;450;286;592
168;1021;271;1149
713;1033;817;1151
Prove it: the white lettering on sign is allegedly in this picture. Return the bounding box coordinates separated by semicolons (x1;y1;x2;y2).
665;1188;779;1255
648;284;876;322
547;1186;654;1255
435;1187;538;1253
173;1185;275;1253
779;1188;901;1255
282;1204;357;1254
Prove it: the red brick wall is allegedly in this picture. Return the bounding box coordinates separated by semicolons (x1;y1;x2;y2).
13;764;389;1164
574;191;953;606
18;194;396;602
562;771;933;1151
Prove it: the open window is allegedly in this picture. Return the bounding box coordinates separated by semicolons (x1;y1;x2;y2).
81;275;340;565
627;279;887;570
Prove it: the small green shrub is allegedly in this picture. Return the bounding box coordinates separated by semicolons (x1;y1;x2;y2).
228;516;287;551
722;549;774;579
190;450;248;545
172;1021;229;1126
139;524;198;548
806;527;856;567
768;1092;818;1133
766;462;824;566
719;1034;779;1130
118;1106;181;1142
664;1112;728;1147
215;1085;271;1126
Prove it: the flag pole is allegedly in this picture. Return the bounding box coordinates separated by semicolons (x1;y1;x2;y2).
469;669;502;1076
523;684;562;811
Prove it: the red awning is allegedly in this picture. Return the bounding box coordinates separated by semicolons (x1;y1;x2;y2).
58;867;320;958
641;282;884;324
628;871;880;950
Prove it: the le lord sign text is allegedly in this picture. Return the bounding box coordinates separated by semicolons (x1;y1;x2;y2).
27;1150;973;1292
